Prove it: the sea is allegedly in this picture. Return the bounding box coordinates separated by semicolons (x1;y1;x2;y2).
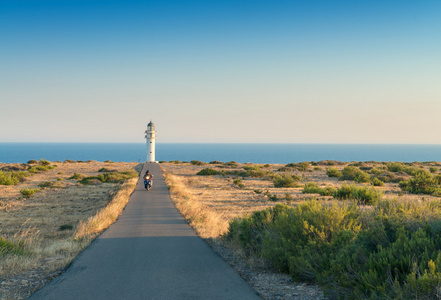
1;143;441;164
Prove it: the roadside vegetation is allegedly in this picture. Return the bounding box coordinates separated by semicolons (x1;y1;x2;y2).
0;161;139;299
226;198;441;299
161;159;441;299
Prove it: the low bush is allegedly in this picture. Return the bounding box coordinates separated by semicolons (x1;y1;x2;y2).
387;162;419;176
371;177;384;186
273;173;301;188
430;167;438;173
302;182;335;196
226;198;441;299
333;184;382;205
38;181;54;188
209;161;223;164
196;168;222;176
370;167;383;175
20;188;40;198
69;173;83;180
0;170;29;185
27;160;38;164
191;160;205;166
29;165;56;173
399;170;441;196
80;171;138;185
339;166;371;183
299;162;311;171
326;167;342;178
244;169;268;178
39;159;51;166
225;161;238;167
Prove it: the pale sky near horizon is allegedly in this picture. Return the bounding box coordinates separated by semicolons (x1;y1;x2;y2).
1;0;440;144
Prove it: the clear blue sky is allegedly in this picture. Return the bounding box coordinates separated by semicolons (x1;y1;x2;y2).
1;0;440;143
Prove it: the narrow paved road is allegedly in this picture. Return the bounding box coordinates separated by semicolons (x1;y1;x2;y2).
30;163;261;300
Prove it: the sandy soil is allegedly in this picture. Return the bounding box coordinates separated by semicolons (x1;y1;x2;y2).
0;160;138;299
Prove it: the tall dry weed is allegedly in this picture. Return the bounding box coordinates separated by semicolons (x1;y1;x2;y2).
74;178;137;241
164;173;229;238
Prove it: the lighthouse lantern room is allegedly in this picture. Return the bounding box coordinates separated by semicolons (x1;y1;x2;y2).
145;121;157;162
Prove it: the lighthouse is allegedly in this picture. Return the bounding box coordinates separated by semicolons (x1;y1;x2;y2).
145;121;157;162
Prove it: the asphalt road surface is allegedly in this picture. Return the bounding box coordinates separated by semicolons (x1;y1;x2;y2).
29;163;261;300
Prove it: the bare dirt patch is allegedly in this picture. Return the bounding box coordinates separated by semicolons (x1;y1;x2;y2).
0;161;138;299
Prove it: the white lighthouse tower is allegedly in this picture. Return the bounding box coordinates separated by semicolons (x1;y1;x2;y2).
145;121;157;162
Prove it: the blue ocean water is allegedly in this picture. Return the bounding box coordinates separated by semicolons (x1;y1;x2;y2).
0;143;441;164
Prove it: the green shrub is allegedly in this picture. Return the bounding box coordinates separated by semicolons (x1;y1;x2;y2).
0;170;29;185
39;159;51;166
371;177;384;186
266;193;279;201
326;167;342;178
225;161;238;167
334;184;382;205
273;173;301;188
302;182;335;196
386;162;405;172
27;160;38;164
430;167;438;173
299;162;311;171
370;167;383;175
79;171;138;185
20;188;40;198
38;181;54;188
244;169;268;178
285;193;293;201
69;173;83;180
191;160;205;166
29;165;55;173
399;170;441;195
339;166;371;183
209;160;223;164
226;198;441;298
196;168;222;176
386;162;419;176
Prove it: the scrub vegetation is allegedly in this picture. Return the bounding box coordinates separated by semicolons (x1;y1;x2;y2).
161;159;441;299
0;161;139;299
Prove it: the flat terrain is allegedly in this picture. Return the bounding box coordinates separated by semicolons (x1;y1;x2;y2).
30;163;260;300
0;160;138;299
160;160;441;299
3;159;439;299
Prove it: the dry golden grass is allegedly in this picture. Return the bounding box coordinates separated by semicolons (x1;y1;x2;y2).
161;161;441;240
74;177;137;241
0;161;139;299
165;173;230;238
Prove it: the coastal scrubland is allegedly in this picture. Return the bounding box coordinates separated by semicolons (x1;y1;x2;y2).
161;160;441;299
0;160;138;299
